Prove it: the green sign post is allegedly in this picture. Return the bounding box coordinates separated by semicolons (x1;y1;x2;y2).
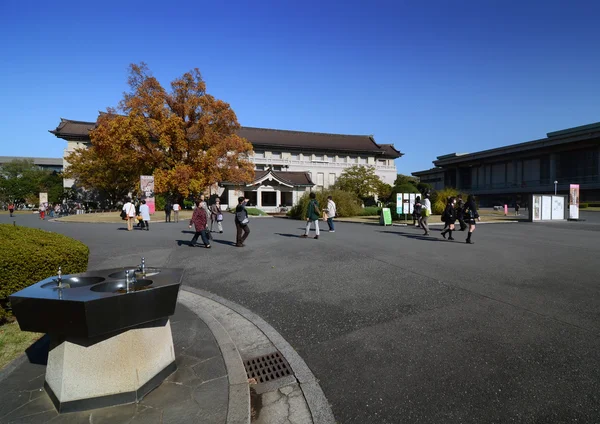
380;208;392;226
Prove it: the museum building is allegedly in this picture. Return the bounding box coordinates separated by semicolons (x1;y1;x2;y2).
50;117;402;212
412;121;600;205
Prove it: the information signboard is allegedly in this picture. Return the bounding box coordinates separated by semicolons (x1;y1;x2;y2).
381;208;392;226
569;184;580;219
140;176;156;214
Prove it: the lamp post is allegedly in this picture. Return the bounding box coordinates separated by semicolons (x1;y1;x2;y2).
554;180;558;195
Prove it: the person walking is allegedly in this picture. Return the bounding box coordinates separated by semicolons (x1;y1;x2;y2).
413;196;422;228
123;198;136;231
210;198;224;233
440;197;457;240
456;196;467;231
39;203;46;220
8;203;14;217
300;192;321;239
164;201;172;223
172;201;180;223
421;193;432;235
189;200;211;248
324;196;336;232
464;194;480;244
234;196;250;247
139;199;150;231
515;203;520;216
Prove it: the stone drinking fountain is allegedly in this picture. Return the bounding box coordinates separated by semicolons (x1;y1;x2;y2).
9;259;184;413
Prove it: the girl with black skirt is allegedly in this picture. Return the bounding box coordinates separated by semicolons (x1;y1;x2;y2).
464;194;480;244
441;197;457;240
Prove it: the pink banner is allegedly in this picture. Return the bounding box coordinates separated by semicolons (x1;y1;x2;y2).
140;175;156;214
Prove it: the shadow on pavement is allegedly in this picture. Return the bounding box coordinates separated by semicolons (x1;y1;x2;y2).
210;239;238;247
275;233;302;238
378;230;448;242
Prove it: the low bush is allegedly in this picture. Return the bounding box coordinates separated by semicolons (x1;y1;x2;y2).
0;225;89;323
431;188;470;215
586;202;600;208
288;189;362;219
579;203;588;209
154;194;166;211
246;208;267;216
358;206;380;216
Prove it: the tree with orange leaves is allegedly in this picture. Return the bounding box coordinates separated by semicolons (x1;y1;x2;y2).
65;63;254;203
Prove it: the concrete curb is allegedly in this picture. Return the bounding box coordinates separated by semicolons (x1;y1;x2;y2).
178;289;251;424
182;286;336;424
0;351;29;384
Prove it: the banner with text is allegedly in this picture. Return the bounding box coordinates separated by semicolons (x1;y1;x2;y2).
569;184;580;220
140;176;156;214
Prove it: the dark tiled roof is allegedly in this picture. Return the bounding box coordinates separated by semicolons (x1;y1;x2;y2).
378;144;402;158
50;118;402;158
0;156;63;166
49;119;96;139
252;170;314;187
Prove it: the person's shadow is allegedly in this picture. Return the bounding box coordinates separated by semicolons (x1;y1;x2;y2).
211;239;237;247
378;230;446;242
275;233;303;238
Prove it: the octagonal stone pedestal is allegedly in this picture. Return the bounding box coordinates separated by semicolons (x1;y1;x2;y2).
9;267;184;414
45;318;176;413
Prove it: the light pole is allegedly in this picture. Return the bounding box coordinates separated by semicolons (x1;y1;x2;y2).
554;180;558;195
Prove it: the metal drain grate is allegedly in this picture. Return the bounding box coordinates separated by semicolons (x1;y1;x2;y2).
244;352;293;383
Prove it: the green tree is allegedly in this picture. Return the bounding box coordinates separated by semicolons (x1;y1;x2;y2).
334;165;383;199
394;174;419;187
0;159;63;206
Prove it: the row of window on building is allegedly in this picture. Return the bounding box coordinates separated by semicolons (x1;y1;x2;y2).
252;151;390;166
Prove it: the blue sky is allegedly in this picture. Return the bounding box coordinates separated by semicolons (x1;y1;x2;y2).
1;0;599;175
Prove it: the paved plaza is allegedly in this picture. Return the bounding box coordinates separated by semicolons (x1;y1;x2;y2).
2;212;600;423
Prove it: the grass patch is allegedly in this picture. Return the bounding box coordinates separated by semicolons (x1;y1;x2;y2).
0;322;42;370
246;208;268;216
55;211;194;223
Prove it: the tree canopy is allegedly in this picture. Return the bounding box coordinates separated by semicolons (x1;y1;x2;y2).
333;165;384;199
0;159;64;206
65;63;255;202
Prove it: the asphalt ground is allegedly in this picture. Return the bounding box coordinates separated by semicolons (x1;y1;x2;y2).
3;212;600;423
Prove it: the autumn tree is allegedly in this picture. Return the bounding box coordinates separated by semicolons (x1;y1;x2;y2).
65;63;255;201
333;165;384;199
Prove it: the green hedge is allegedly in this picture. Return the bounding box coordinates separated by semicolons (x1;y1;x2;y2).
0;225;89;323
358;206;380;216
288;190;362;219
579;203;588;209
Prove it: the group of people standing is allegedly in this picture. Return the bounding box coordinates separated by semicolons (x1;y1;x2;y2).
188;195;248;248
301;193;336;239
413;193;480;244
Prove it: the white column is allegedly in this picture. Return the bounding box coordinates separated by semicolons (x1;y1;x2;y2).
256;187;262;208
276;190;281;207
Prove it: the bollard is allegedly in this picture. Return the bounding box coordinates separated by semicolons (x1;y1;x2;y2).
504;204;508;216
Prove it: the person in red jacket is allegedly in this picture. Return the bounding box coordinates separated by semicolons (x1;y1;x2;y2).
188;200;211;248
8;203;15;217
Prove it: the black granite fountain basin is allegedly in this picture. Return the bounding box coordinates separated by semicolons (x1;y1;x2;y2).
41;276;105;289
9;267;183;339
90;279;153;293
108;268;161;278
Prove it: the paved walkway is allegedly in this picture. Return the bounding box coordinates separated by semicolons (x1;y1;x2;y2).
0;287;334;423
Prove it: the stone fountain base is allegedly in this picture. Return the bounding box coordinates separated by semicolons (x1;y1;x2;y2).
44;318;176;413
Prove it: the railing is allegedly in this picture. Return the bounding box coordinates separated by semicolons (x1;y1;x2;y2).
251;158;396;170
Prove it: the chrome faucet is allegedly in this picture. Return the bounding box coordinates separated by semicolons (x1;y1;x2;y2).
126;270;131;293
57;266;63;289
139;257;146;276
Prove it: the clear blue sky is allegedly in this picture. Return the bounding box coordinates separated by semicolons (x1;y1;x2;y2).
1;0;599;175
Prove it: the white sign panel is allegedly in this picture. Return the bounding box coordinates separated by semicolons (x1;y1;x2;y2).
396;193;402;214
551;196;564;220
541;196;552;220
39;192;48;206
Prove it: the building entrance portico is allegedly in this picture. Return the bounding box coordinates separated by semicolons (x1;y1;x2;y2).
224;168;314;213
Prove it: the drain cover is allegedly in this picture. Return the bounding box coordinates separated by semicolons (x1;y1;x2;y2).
244;352;292;383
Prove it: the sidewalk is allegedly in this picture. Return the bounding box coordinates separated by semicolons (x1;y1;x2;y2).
0;288;334;424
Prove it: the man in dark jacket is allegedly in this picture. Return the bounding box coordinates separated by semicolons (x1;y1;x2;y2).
234;197;250;247
300;192;320;239
165;201;172;223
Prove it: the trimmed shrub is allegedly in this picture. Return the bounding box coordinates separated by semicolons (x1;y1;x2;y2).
358;206;380;216
431;188;470;215
579;203;588;209
288;189;361;219
246;208;267;216
155;194;166;211
587;202;600;208
183;199;194;210
0;225;89;323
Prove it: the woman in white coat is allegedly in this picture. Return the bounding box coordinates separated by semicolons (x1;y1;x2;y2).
139;199;151;231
